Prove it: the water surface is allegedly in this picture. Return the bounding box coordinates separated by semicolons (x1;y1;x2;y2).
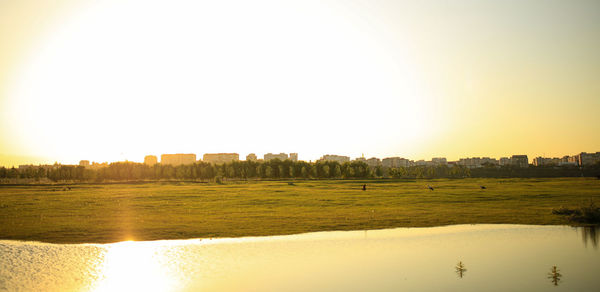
1;224;598;291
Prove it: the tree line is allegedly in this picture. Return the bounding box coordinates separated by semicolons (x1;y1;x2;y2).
1;160;599;182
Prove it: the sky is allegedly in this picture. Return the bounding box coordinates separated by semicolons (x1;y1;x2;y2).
1;0;599;166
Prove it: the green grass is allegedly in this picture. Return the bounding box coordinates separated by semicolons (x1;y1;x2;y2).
1;178;599;243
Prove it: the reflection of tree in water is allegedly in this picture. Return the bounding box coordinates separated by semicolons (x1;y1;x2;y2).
580;226;599;249
455;261;467;279
547;265;562;286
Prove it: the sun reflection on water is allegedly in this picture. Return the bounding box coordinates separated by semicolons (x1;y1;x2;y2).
91;240;180;292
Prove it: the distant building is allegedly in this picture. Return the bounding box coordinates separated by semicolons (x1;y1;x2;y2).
365;157;381;168
499;157;511;166
79;160;90;167
246;153;258;161
577;152;600;167
532;157;561;166
382;157;410;168
414;160;431;166
431;157;447;165
264;153;289;161
354;157;367;162
161;153;197;165
18;164;58;171
144;155;158;166
319;154;350;163
261;152;298;161
511;155;529;168
90;162;109;170
457;157;498;168
567;155;580;165
203;153;239;164
558;155;577;166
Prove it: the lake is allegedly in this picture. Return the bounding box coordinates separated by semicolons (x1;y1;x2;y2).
1;224;598;291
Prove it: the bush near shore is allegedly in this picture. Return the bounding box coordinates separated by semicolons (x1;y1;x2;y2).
553;201;600;224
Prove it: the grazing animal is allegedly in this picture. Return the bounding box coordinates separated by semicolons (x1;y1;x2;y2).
480;186;486;189
362;184;367;191
427;185;434;191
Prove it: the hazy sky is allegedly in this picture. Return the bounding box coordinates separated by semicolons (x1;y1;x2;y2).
1;0;599;166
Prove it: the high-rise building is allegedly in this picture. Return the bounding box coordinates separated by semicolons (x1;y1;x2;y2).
144;155;158;166
203;153;239;164
161;154;196;165
289;153;298;162
79;160;90;167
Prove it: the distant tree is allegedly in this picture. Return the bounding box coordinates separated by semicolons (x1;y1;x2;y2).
8;167;18;179
265;166;273;178
278;165;286;178
375;166;383;178
321;165;330;179
300;166;308;178
333;164;342;178
226;164;235;178
344;166;355;178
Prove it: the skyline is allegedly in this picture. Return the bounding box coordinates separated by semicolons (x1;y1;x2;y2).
1;0;599;167
5;149;599;168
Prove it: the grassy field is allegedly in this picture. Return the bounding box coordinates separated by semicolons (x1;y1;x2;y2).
1;178;599;243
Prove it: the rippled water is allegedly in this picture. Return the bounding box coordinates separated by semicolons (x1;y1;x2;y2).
1;224;599;291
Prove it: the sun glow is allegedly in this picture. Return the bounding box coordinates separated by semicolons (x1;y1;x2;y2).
5;0;597;166
92;241;179;292
5;0;428;164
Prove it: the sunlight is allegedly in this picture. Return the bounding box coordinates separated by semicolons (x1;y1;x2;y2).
6;0;424;163
92;241;179;292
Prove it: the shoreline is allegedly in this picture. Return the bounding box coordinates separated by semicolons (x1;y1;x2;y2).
0;223;590;245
